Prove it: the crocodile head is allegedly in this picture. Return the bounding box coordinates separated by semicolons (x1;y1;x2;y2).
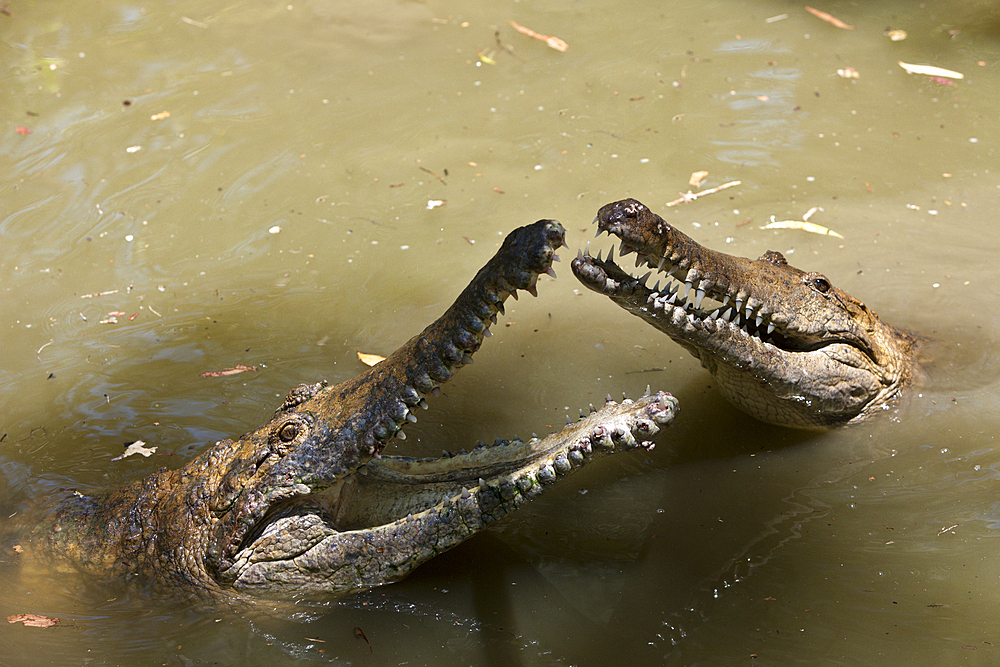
571;198;920;428
40;219;678;599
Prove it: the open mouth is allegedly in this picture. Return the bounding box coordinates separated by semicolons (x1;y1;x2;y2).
572;243;808;354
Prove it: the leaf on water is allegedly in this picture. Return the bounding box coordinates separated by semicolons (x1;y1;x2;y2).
111;440;157;461
357;351;386;367
509;20;568;52
199;365;258;378
898;61;964;79
7;614;60;628
804;6;854;29
689;170;709;187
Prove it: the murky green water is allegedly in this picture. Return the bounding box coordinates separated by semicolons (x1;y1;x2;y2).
3;0;1000;664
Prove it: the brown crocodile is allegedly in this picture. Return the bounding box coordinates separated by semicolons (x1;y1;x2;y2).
571;198;921;428
30;219;678;600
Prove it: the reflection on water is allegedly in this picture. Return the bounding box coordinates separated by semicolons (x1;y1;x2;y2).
3;0;1000;664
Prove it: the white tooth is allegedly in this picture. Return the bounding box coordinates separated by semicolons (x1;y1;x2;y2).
745;304;753;320
755;313;763;327
735;296;744;312
657;256;667;271
767;321;775;335
683;280;693;301
695;287;706;310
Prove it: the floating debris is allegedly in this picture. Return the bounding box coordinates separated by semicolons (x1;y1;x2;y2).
509;20;568;51
357;351;386;367
898;61;964;79
804;6;854;30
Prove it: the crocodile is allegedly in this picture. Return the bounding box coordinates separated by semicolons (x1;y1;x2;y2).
30;219;678;599
571;198;921;428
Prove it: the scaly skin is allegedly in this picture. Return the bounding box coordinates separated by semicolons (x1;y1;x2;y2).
33;219;677;599
571;198;921;428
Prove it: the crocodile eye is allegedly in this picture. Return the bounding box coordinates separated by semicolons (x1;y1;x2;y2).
807;275;831;293
277;422;300;442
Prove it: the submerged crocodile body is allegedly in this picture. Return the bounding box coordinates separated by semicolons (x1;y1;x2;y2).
572;198;920;428
33;219;678;599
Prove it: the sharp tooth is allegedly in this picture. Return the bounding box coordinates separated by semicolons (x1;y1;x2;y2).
552;253;561;262
608;245;615;262
577;247;584;260
755;313;763;328
634;253;645;268
767;321;775;335
653;280;662;292
683;280;693;301
745;304;753;320
594;228;603;238
596;250;604;262
735;296;744;312
695;287;706;309
657;256;668;271
638;270;652;286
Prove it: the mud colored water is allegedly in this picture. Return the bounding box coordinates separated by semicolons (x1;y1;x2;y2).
3;1;1000;664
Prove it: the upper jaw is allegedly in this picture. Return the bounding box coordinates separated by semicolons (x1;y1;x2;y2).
572;246;810;354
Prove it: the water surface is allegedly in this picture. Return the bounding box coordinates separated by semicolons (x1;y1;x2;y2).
3;0;1000;664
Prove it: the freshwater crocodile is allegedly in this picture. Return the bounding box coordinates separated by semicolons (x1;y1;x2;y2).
32;219;678;599
571;198;921;428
